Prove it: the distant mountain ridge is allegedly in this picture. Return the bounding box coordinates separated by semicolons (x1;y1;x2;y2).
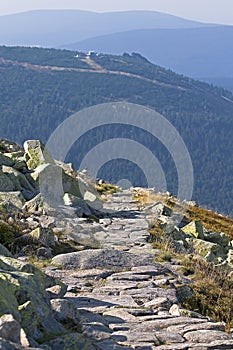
0;9;216;47
1;9;232;90
63;26;233;85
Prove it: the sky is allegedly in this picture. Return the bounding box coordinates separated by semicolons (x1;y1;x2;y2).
0;0;233;25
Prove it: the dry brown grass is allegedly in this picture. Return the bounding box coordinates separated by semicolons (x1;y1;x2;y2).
186;206;233;239
133;189;233;239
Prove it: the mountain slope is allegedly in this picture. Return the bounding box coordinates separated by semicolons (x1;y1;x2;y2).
0;46;232;216
63;26;233;82
0;9;214;47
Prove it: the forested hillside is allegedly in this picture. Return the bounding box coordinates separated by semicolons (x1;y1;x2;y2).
0;46;232;216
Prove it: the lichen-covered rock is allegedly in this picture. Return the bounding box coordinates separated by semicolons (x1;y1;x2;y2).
43;333;95;350
0;139;22;154
0;220;15;248
192;239;226;262
0;262;66;342
0;275;20;321
0;170;18;192
29;227;56;248
18;301;40;338
1;166;35;193
0;153;14;167
24;140;55;171
227;249;233;267
0;191;25;209
204;231;229;247
0;256;66;292
0;338;40;350
181;220;204;240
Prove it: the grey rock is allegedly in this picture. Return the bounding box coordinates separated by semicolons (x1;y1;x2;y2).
0;314;21;344
95;339;132;350
39;216;55;229
70;269;113;280
112;330;160;346
43;332;94;350
63;193;92;216
0;170;19;192
156;331;185;344
24;140;55;170
52;249;152;270
0;243;13;257
46;285;67;299
82;322;112;341
107;271;151;281
167;322;226;335
50;299;79;325
0;153;15;167
204;231;229;247
103;309;138;323
184;330;232;343
29;227;56;248
67;293;139;309
0;338;41;350
2;166;35;193
0;191;25;208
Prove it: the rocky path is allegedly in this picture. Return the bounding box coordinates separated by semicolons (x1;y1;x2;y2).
45;190;233;350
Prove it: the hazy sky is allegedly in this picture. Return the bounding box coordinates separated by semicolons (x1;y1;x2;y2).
0;0;233;25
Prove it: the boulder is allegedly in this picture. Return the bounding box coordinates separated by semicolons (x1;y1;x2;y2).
63;193;92;217
0;255;66;300
0;275;20;321
23;140;55;171
22;194;57;215
227;249;233;267
0;139;22;154
29;227;56;248
146;202;173;217
0;244;13;257
52;249;153;270
31;164;64;205
0;191;25;209
0;260;65;341
50;298;79;325
0;153;14;167
181;220;204;240
192;239;226;262
18;301;40;338
43;333;95;350
204;231;229;247
55;160;74;174
0;314;21;344
0;220;15;247
3;151;24;161
1;166;35;193
0;170;19;192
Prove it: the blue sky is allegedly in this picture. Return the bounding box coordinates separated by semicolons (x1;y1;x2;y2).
0;0;233;25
